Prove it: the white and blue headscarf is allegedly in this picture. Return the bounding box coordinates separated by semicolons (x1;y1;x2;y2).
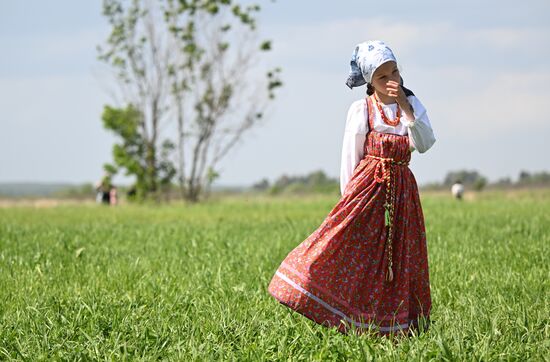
345;40;397;89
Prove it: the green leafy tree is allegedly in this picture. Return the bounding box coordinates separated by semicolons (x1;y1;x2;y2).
98;0;282;202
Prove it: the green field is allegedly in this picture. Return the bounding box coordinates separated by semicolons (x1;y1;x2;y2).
0;190;548;361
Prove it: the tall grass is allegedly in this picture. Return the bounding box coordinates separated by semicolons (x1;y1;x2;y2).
0;190;548;360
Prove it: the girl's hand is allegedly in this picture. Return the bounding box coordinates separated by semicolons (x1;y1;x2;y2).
386;80;407;105
386;80;414;120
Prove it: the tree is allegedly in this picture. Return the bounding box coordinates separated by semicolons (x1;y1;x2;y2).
98;0;282;202
443;169;487;189
251;178;270;191
472;177;487;191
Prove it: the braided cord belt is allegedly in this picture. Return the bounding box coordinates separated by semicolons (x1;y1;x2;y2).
366;154;410;282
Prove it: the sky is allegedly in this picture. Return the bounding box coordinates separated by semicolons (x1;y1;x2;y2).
1;0;549;187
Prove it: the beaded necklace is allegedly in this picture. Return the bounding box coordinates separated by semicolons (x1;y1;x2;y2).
372;94;401;127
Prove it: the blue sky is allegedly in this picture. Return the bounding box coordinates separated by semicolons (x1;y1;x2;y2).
1;1;549;186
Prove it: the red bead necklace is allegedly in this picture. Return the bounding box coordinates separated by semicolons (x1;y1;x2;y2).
371;94;401;127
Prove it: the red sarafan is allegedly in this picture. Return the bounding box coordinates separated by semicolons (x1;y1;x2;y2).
268;96;431;336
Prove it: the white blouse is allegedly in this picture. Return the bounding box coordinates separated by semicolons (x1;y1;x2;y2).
339;95;436;196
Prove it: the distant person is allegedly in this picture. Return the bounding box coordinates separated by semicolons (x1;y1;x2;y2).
268;40;436;336
101;189;110;204
94;181;103;204
95;174;112;205
109;186;118;206
451;180;464;200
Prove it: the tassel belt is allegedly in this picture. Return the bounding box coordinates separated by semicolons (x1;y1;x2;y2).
365;155;409;282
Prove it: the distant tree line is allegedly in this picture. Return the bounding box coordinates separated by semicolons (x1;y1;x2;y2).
45;169;550;199
442;170;487;191
4;169;549;200
251;170;339;195
252;169;550;195
517;170;550;185
422;169;550;191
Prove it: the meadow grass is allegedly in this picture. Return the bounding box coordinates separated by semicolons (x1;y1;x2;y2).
0;189;548;361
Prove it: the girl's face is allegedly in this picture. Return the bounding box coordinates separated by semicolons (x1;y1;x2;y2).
370;61;400;96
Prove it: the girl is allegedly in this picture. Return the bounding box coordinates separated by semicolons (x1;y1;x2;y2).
268;40;436;336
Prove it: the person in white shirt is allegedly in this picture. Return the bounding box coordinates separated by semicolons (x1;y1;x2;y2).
269;40;436;336
451;181;464;200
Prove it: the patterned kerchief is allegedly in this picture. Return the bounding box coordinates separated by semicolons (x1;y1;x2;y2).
345;40;397;89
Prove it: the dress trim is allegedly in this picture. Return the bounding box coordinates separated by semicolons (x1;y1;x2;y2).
275;271;413;332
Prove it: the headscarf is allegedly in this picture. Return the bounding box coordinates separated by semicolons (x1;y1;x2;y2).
345;40;397;89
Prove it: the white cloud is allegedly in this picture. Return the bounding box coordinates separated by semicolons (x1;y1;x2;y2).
269;17;453;64
269;17;550;65
424;68;550;137
465;26;549;49
268;17;550;135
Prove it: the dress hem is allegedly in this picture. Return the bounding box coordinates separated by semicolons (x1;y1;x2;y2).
269;271;431;336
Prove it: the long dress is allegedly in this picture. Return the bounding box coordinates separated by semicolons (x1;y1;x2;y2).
268;95;432;335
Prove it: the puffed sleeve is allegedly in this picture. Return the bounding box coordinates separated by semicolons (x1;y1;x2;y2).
403;96;436;153
340;100;368;196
